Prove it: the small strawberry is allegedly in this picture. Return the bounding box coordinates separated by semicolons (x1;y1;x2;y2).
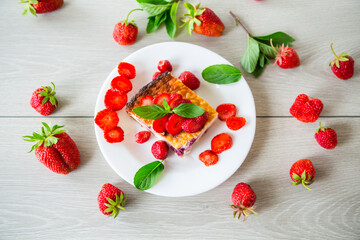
97;183;126;218
104;126;124;143
231;182;258;221
158;60;173;72
151;141;169;160
290;94;323;123
104;89;127;111
111;76;132;94
139;95;154;106
290;159;315;190
216;104;236;121
178;71;200;90
23;122;81;174
30;82;58;116
152;71;162;81
152;115;169;133
211;133;232;154
330;43;354;80
113;9;142;46
171;99;191;108
270;39;300;69
226;117;246;131
135;131;151;144
199;150;218;166
168;93;183;109
20;0;63;16
153;93;171;106
95;109;119;131
165;114;184;135
182;3;225;37
118;62;136;79
182;118;203;133
314;122;337;149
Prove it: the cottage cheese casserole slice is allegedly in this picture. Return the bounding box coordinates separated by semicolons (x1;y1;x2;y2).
125;72;218;156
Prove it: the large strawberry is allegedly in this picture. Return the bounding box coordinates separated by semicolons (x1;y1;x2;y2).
290;159;315;191
330;43;354;80
20;0;63;16
290;94;323;123
181;3;225;37
23;122;81;174
98;183;126;218
113;9;142;46
231;182;258;221
30;82;58;116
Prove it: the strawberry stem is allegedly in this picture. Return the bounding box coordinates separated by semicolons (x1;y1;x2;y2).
302;180;312;191
229;11;252;37
124;8;143;25
330;43;338;60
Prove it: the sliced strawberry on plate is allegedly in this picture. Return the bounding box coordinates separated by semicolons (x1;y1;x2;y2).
135;131;151;144
153;93;171;106
168;93;183;109
104;89;127;111
211;133;232;154
104;126;124;143
153;114;169;133
111;76;132;94
139;95;153;106
199;150;219;166
95;109;119;131
165;114;184;135
171;99;191;108
182;118;203;133
216;103;237;121
152;71;162;81
157;60;173;72
118;62;136;79
226;117;246;131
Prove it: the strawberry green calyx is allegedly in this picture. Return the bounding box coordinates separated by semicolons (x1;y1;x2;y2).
19;0;38;17
231;202;258;221
121;8;143;27
38;82;58;106
330;43;350;68
292;171;313;191
23;122;67;152
104;192;126;218
316;122;329;133
180;2;206;35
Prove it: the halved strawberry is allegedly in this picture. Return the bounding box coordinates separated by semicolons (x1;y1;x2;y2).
153;115;169;133
194;111;209;125
111;76;132;94
104;89;127;111
158;60;173;72
95;109;119;131
168;93;183;109
226;117;246;131
171;99;191;108
153;93;171;106
118;62;136;79
165;114;184;135
104;126;124;143
152;71;162;81
211;133;232;154
182;118;203;133
216;103;237;121
199;150;219;166
139;95;153;106
135;131;151;144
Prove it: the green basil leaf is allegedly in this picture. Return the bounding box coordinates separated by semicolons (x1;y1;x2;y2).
241;35;260;73
173;103;205;118
253;32;295;47
146;16;157;34
154;11;167;27
165;1;178;38
202;64;242;84
163;98;171;112
258;42;276;59
139;2;171;16
259;53;265;68
252;62;264;78
264;55;270;65
133;104;168;120
134;161;164;190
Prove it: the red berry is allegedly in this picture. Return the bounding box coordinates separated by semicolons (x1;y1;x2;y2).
104;126;124;143
151;141;169;160
152;115;169;133
272;42;300;69
182;118;203;133
152;71;162;80
118;62;136;79
30;82;58;116
171;99;191;108
179;71;200;90
104;89;127;111
314;122;337;149
95;109;119;131
98;183;126;218
165;114;184;135
290;94;323;123
194;111;209;125
231;182;257;220
22;0;63;16
290;159;315;190
226;117;246;131
168;93;183;109
199;150;218;166
157;60;173;72
211;133;232;154
330;43;354;80
111;76;132;94
135;131;151;144
153;93;171;106
113;22;138;46
139;95;154;106
216;103;236;121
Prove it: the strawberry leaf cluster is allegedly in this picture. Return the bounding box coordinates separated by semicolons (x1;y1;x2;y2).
104;192;126;218
19;0;38;16
181;3;206;35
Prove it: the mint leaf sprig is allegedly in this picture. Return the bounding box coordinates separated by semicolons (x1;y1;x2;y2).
133;99;205;120
229;11;296;78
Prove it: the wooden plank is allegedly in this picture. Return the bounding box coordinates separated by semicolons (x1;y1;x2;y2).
0;117;359;239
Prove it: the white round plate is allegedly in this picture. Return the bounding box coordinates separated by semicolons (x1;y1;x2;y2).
94;42;256;197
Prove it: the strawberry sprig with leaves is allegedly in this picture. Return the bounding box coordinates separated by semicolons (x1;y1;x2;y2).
229;11;296;77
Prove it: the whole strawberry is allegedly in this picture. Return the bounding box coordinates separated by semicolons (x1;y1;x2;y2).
20;0;63;16
290;159;315;191
290;94;323;123
182;3;225;37
231;182;258;221
98;183;126;218
330;43;354;80
23;122;81;174
113;9;142;46
30;82;58;116
315;122;337;149
271;39;300;69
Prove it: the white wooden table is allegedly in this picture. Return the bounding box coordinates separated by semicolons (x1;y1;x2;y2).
1;0;359;239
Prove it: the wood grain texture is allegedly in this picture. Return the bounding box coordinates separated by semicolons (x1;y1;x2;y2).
0;118;359;239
